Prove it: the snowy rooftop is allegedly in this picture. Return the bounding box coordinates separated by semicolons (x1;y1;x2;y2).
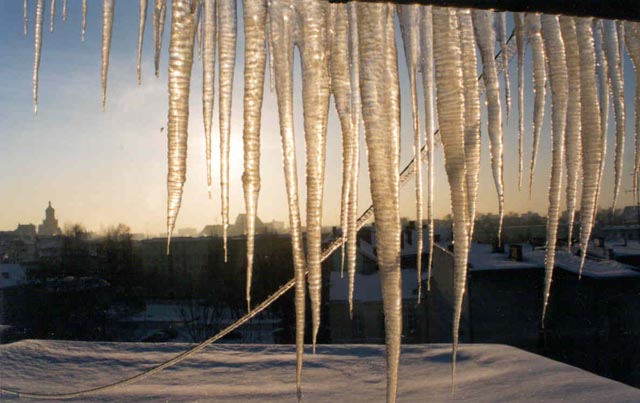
329;269;426;302
1;340;639;402
0;264;26;289
465;243;640;279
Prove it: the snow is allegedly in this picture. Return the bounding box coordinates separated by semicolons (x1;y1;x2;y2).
1;340;639;402
330;269;427;303
464;243;640;279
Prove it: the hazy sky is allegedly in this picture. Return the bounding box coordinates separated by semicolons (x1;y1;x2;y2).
0;2;638;235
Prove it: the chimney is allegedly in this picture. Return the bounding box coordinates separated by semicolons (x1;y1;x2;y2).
509;244;523;262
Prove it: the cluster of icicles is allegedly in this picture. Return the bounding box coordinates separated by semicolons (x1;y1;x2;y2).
26;0;640;401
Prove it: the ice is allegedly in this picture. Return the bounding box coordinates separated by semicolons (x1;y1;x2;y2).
23;0;28;36
420;5;435;289
33;0;44;114
166;0;197;251
559;16;582;247
626;22;640;201
603;20;626;210
497;12;511;121
137;0;149;85
593;21;608;247
268;0;308;398
63;0;67;21
50;0;56;33
398;4;423;300
540;15;568;326
202;0;216;198
434;6;468;387
576;18;602;276
101;0;115;111
458;8;481;243
357;3;402;401
473;9;504;243
153;0;168;77
241;0;267;313
82;0;87;42
218;0;238;263
514;12;526;190
526;13;547;199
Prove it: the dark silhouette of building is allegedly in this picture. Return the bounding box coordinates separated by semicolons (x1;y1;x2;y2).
38;202;61;236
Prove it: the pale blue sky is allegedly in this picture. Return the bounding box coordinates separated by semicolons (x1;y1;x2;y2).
0;1;637;234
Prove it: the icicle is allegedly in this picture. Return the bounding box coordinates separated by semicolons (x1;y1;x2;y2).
202;0;216;200
101;0;115;111
50;0;56;33
82;0;87;42
458;9;480;244
218;0;237;264
357;3;402;401
398;4;423;301
420;6;435;291
473;10;504;244
33;0;44;114
298;0;331;354
194;3;202;60
527;14;547;199
166;0;197;251
24;0;28;36
514;13;526;191
269;0;307;399
327;3;354;299
626;23;640;202
603;20;626;210
242;0;266;314
540;15;568;326
153;0;168;77
593;21;609;229
497;12;511;121
63;0;67;21
137;0;149;85
576;18;602;276
559;16;582;248
434;6;468;390
346;1;360;315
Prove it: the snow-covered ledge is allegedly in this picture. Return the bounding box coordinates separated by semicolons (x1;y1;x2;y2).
1;340;639;401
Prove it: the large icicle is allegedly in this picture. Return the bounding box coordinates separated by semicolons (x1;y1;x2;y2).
82;0;87;42
24;0;28;36
514;13;526;190
433;6;468;388
137;0;149;85
576;18;602;276
603;20;626;210
357;3;402;401
346;1;360;313
327;3;355;309
63;0;67;21
33;0;45;114
166;0;197;251
202;0;215;199
299;0;330;353
593;21;609;229
153;0;168;77
101;0;115;111
526;14;547;198
50;0;56;33
458;9;481;243
242;0;267;314
559;16;582;247
218;0;237;264
540;15;568;326
269;0;307;399
420;6;435;290
472;10;504;243
497;12;511;121
626;23;640;202
398;4;423;300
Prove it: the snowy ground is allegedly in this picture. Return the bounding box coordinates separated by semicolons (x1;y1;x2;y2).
1;341;639;402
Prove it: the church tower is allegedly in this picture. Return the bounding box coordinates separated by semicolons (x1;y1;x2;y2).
38;201;62;236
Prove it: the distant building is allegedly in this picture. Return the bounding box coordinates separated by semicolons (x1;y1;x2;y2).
14;224;36;239
38;202;61;236
200;214;282;237
0;264;27;289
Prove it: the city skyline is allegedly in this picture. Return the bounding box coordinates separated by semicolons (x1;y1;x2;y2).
1;2;638;235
